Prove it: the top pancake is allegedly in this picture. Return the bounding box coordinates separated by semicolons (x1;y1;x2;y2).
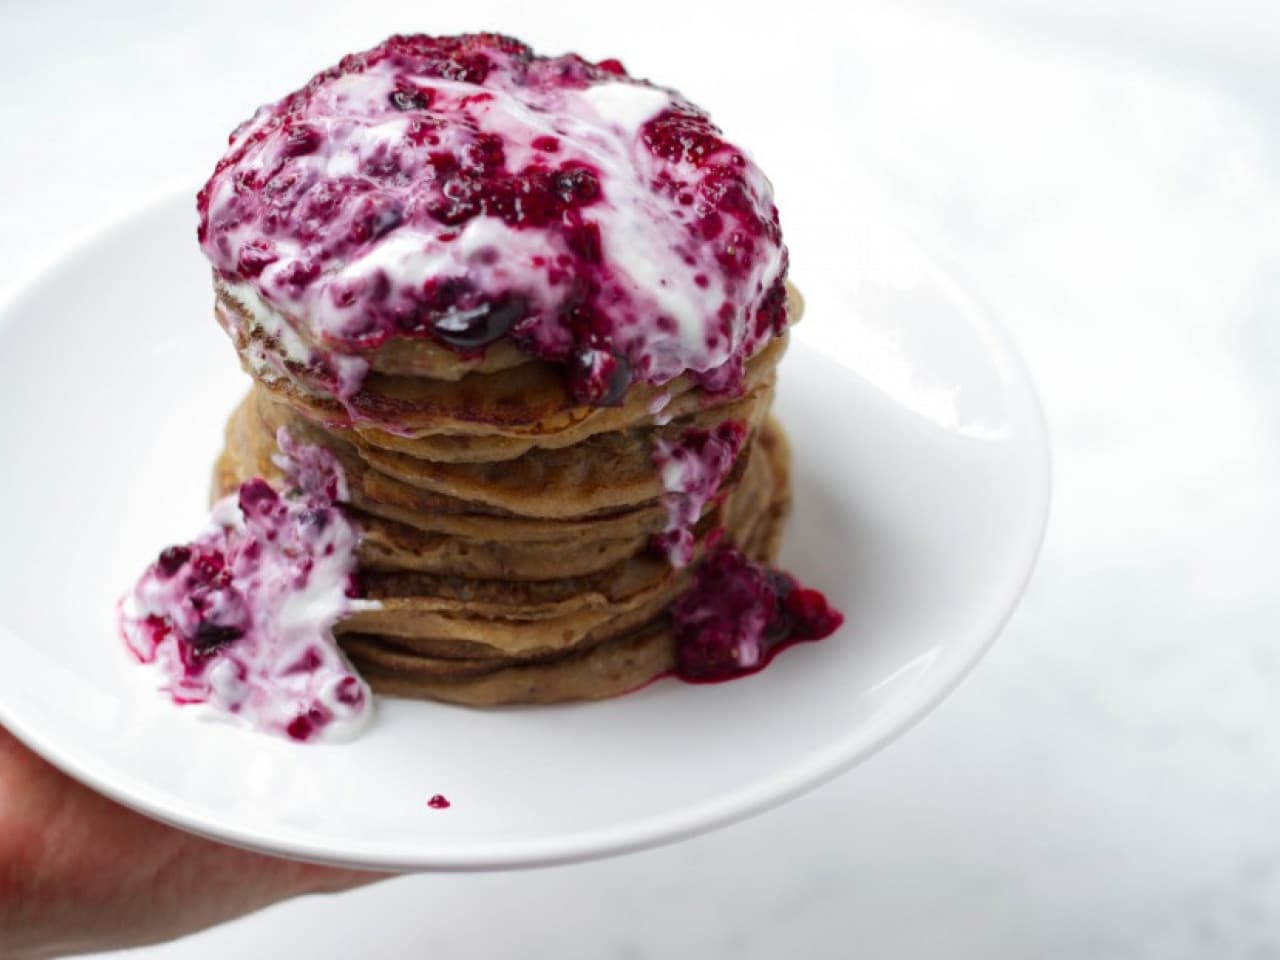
216;281;796;447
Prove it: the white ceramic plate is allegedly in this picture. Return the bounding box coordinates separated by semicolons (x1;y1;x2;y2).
0;191;1048;871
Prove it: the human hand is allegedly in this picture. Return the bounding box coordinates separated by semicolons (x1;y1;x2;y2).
0;726;385;958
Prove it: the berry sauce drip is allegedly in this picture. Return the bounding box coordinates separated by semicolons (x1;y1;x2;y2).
427;794;452;809
651;421;746;567
197;33;788;408
117;430;374;742
672;539;844;682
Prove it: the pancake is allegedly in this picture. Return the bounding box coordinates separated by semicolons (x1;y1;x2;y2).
256;377;774;518
218;281;792;446
218;388;746;547
211;370;791;697
337;420;792;705
333;435;776;659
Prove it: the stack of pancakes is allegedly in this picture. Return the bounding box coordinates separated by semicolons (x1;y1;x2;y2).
212;282;796;705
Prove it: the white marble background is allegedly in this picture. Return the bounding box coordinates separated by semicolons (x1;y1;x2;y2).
3;0;1279;955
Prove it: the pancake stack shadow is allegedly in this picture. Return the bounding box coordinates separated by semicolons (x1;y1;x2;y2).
212;281;795;705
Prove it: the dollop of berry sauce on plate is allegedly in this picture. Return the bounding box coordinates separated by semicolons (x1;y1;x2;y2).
118;430;373;742
198;33;789;405
672;539;845;682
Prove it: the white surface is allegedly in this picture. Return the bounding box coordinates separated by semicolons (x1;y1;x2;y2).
0;190;1046;869
1;0;1277;955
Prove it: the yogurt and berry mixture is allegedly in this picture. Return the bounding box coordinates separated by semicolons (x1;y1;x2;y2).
652;422;747;567
118;431;373;742
197;33;789;406
118;34;840;740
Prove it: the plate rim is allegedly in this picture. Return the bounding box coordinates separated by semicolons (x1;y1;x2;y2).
0;187;1051;871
